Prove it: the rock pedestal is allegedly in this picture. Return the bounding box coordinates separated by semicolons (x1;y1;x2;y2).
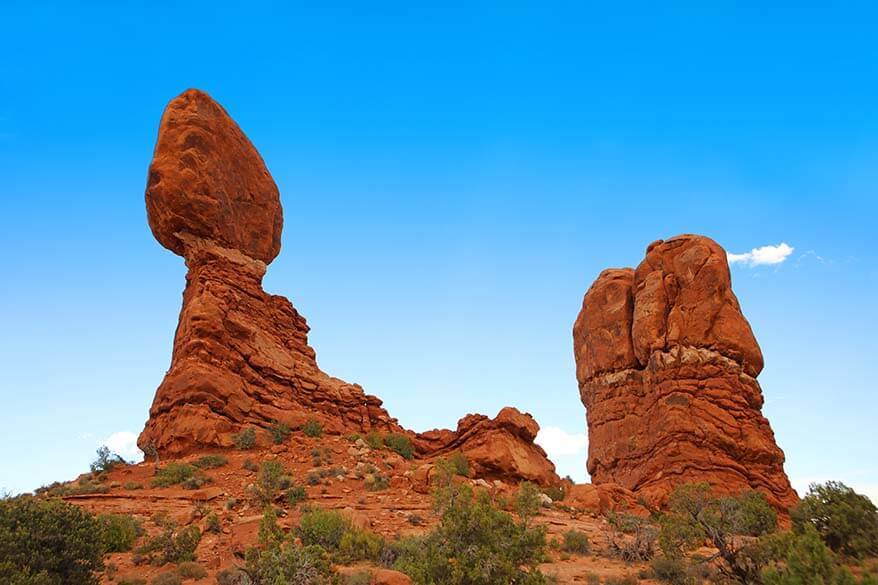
573;235;798;511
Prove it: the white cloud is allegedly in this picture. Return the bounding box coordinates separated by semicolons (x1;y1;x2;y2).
536;426;588;457
728;242;794;267
101;431;144;463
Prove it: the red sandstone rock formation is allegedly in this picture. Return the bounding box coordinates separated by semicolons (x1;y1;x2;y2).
573;234;798;511
414;407;557;484
139;89;557;486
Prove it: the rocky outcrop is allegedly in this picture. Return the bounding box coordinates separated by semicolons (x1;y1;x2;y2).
139;90;402;455
139;89;557;487
415;407;558;485
573;235;798;511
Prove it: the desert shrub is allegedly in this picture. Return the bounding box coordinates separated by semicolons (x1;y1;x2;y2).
134;525;201;565
204;512;221;533
244;542;333;584
791;481;878;559
383;433;414;459
561;529;590;555
658;483;779;583
297;508;350;549
585;573;601;585
408;513;424;526
193;454;228;469
543;484;566;502
651;556;694;585
216;568;250;585
516;482;543;525
151;462;198;487
243;458;259;472
150;572;181;585
0;496;104;585
233;428;257;449
176;561;207;579
117;578;147;585
608;512;658;562
98;513;143;552
256;460;289;503
365;473;389;491
392;481;547;584
91;445;126;473
759;524;878;585
302;418;323;438
345;572;372;585
449;452;470;477
337;529;384;562
286;485;307;507
604;576;638;585
365;431;383;449
268;421;293;444
181;475;211;490
124;481;144;490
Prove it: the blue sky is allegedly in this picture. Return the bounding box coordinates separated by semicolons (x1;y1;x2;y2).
1;2;876;500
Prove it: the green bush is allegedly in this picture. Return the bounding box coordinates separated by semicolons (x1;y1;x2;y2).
123;481;144;490
449;452;470;477
302;419;323;438
244;542;333;584
98;513;143;552
286;485;307;507
193;454;228;469
255;459;289;503
658;483;776;582
561;529;590;555
515;482;543;525
243;458;259;472
134;525;201;565
650;556;694;585
337;529;384;562
216;568;250;585
117;578;147;585
233;428;257;449
204;512;221;533
791;481;878;559
365;431;383;450
150;572;181;585
175;561;207;579
297;508;350;549
91;446;126;473
393;481;548;585
365;473;389;491
151;462;198;488
268;421;293;444
0;496;104;585
383;433;414;459
760;525;878;585
345;572;373;585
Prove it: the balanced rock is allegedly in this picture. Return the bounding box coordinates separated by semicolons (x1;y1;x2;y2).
573;234;797;511
139;89;557;488
139;90;401;455
145;88;282;264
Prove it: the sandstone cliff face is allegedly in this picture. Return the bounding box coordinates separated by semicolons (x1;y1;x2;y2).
138;89;557;486
573;235;797;511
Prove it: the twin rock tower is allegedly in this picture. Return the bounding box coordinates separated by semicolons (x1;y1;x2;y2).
138;89;797;511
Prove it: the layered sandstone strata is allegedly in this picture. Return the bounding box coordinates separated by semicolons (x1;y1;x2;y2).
138;89;558;486
573;235;797;510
